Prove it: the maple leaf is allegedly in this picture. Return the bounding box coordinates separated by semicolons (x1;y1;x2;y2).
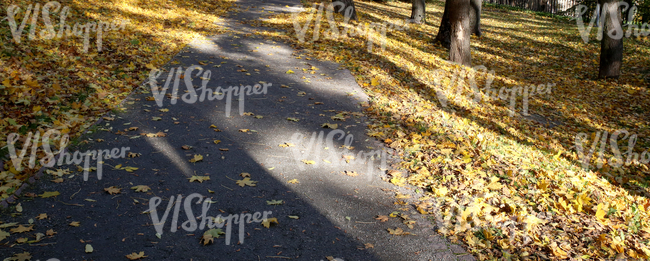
128;152;141;158
201;228;225;245
267;200;284;205
0;229;10;241
46;229;56;236
131;185;151;192
287;179;299;184
69;221;80;227
236;178;258;187
39;191;60;198
375;215;389;222
189;154;203;163
104;186;122;195
16;237;28;243
126;251;147;260
36;213;48;220
10;225;33;233
188;176;210;183
262;218;278;228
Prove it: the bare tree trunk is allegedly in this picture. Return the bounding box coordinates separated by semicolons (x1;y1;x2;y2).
410;0;426;24
598;0;624;78
434;2;452;48
333;0;358;21
449;0;472;66
469;0;482;36
436;0;480;49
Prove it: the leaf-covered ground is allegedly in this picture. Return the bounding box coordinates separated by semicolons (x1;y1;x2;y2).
250;0;650;259
0;0;233;197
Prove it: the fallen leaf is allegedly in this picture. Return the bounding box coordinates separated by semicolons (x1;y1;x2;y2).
126;251;147;260
39;191;60;198
131;185;151;192
85;244;93;253
376;215;389;222
287;179;299;184
189;154;203;163
36;213;47;220
104;186;121;195
188;176;211;183
236;178;258;187
69;221;80;227
267;200;284;205
262;218;278;228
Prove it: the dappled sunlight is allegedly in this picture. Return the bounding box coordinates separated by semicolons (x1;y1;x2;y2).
251;0;650;258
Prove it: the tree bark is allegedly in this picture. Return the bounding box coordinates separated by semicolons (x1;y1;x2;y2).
435;0;481;49
410;0;426;24
333;0;358;21
469;0;482;36
598;0;624;79
434;1;452;48
448;0;471;66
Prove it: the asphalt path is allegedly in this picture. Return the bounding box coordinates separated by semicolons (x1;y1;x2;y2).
1;0;475;260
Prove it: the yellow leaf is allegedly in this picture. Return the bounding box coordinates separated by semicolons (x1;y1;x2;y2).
371;77;379;86
189;154;203;163
286;70;295;74
126;251;147;260
287;179;299;184
262;218;278;228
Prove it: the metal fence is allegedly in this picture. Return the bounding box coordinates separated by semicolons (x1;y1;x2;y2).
483;0;650;24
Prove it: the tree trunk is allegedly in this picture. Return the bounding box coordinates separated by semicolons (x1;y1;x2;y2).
598;0;623;79
469;0;482;36
410;0;426;24
434;1;452;48
435;0;480;49
333;0;358;21
449;0;471;66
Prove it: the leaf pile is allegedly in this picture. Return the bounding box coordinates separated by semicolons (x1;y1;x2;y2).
0;0;235;199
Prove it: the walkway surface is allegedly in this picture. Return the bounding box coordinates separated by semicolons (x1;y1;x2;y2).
1;0;475;260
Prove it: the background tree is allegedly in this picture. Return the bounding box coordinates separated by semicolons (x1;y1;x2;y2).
598;0;623;78
435;0;482;48
448;0;472;65
410;0;427;24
